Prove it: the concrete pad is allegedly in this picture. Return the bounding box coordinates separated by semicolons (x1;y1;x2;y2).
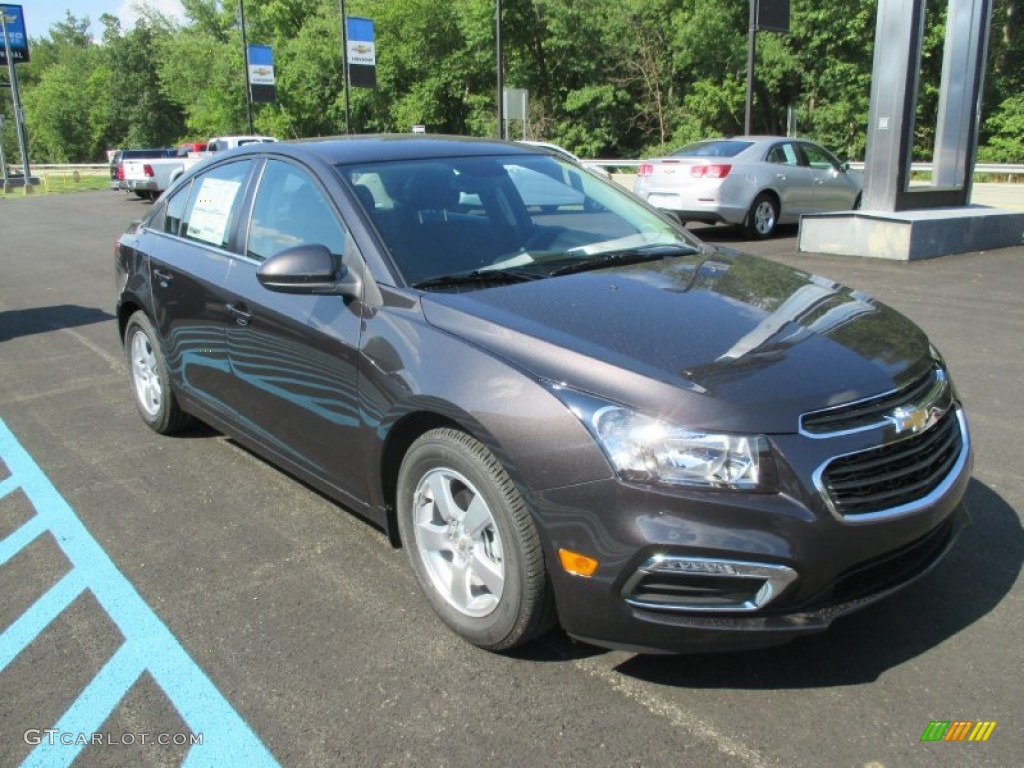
798;206;1024;260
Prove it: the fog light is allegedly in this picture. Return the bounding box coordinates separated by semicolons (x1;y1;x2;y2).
559;548;599;577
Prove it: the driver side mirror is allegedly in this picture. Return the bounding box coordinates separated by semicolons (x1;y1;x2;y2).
257;244;361;298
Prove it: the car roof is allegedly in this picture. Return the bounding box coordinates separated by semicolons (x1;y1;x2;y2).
229;134;539;165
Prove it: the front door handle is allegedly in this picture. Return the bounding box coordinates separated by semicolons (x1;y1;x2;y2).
153;269;173;284
226;302;253;326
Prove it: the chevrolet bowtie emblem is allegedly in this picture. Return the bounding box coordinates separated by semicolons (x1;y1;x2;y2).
886;405;930;434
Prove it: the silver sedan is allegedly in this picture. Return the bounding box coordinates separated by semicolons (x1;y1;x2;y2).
633;136;862;238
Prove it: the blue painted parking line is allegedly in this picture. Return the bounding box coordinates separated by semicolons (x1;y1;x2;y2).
0;418;279;767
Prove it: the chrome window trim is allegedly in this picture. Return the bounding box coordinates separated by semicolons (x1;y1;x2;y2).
812;407;970;524
622;555;798;613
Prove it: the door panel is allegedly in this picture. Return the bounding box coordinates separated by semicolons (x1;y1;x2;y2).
801;143;857;211
148;160;256;416
764;142;814;218
224;159;367;499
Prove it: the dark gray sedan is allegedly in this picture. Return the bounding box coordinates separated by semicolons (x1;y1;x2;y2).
115;136;970;653
633;136;863;238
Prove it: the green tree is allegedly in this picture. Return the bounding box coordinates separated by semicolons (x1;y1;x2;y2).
20;13;104;161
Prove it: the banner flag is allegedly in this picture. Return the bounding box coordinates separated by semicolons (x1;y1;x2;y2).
346;17;376;89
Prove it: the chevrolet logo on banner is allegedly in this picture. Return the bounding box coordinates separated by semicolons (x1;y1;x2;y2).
247;44;276;103
346;16;377;89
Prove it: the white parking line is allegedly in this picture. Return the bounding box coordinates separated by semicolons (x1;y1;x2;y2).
573;655;774;768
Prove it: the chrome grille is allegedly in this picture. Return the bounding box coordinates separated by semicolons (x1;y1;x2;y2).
820;408;964;517
801;367;941;436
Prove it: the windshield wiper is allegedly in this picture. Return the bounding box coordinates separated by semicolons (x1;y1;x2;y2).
412;268;541;291
548;244;698;276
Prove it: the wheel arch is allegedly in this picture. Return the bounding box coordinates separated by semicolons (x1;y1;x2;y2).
376;395;569;550
378;408;491;548
756;187;782;216
117;298;146;342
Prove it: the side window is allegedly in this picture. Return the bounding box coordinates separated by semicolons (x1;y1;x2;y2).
767;143;799;166
247;159;347;262
163;180;192;236
801;144;839;171
180;160;254;250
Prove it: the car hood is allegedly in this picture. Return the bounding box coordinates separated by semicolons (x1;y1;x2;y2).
419;250;934;433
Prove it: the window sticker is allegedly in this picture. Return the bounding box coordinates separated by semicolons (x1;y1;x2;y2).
187;177;242;245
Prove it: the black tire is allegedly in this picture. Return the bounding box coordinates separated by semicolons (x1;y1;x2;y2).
123;311;191;434
133;191;148;200
396;428;554;651
744;192;778;239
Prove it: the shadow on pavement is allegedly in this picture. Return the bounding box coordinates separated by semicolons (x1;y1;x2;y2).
0;305;115;343
687;222;799;244
610;478;1020;688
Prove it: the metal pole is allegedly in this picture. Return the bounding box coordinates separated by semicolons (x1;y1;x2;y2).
339;0;350;134
1;8;31;187
496;0;504;139
239;0;254;134
744;0;756;135
0;114;8;187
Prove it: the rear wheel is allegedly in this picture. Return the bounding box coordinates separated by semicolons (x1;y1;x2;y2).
745;193;778;239
124;311;191;434
396;428;554;651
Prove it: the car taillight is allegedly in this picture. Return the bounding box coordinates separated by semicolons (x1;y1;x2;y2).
691;164;732;179
117;165;125;180
638;164;653;177
143;164;155;178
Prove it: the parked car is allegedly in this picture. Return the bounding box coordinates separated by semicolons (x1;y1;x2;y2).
108;148;177;192
119;136;280;201
206;134;278;153
516;140;613;179
115;135;970;654
633;136;863;238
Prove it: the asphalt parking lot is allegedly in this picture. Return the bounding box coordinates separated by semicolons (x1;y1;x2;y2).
0;190;1021;767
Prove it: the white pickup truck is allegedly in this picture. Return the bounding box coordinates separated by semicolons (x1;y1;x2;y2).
123;135;277;200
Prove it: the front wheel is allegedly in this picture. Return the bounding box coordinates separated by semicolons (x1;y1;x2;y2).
124;311;191;434
396;428;554;651
744;193;778;239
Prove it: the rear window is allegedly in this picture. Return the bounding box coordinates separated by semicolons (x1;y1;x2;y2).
670;140;752;158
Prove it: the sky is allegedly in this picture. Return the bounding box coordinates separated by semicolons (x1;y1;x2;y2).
15;0;185;40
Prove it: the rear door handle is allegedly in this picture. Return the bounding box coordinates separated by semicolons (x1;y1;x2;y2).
226;302;253;326
153;269;173;283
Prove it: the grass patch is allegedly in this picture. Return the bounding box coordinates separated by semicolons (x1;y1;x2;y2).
2;171;110;197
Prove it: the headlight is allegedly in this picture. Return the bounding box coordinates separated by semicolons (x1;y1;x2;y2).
592;406;773;491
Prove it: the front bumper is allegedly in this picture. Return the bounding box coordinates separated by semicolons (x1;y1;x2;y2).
534;411;972;653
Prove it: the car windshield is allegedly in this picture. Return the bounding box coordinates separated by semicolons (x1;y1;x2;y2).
670;140;752;158
338;154;701;289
